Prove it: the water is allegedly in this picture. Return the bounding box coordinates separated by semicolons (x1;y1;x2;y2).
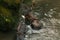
22;0;60;40
0;31;16;40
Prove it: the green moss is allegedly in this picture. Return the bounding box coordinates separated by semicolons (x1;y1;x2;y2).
0;6;11;17
3;0;21;5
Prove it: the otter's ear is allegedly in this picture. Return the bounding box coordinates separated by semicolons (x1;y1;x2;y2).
21;15;25;19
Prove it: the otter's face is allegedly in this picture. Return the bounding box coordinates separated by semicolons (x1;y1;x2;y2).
31;19;42;30
32;20;40;27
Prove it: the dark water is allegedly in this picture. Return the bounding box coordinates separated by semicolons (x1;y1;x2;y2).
0;31;16;40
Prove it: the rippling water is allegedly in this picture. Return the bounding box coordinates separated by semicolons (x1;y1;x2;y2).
24;0;60;40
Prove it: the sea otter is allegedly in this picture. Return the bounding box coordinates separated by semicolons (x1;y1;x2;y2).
25;12;42;30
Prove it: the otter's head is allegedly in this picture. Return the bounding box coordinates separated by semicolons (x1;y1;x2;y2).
31;19;42;30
